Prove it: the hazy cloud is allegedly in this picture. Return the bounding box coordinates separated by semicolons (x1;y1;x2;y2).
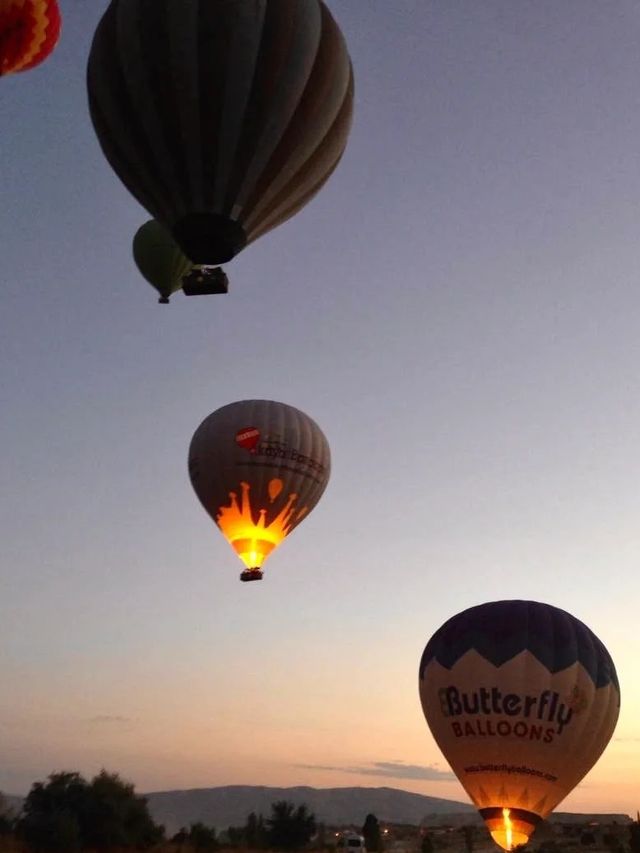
88;715;134;725
297;761;455;782
614;736;640;743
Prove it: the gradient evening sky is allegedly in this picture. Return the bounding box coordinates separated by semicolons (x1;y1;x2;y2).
1;0;639;816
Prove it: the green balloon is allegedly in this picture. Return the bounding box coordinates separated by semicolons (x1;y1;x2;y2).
132;220;194;303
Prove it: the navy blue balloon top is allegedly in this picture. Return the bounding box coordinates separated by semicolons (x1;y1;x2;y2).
419;600;619;694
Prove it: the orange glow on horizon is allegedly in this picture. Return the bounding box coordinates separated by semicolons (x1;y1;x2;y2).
216;480;302;569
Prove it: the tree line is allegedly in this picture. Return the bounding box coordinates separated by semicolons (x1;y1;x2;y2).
1;772;639;853
0;771;320;853
0;771;162;852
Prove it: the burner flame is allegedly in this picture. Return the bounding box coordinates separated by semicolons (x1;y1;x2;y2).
488;808;530;852
503;809;513;851
216;480;301;569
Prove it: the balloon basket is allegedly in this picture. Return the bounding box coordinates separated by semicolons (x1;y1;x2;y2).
240;569;263;582
182;267;229;296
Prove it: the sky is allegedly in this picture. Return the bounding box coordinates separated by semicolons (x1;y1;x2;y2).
1;0;639;819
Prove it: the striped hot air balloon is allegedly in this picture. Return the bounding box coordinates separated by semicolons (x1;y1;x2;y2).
0;0;60;76
419;600;620;852
87;0;354;268
188;400;331;582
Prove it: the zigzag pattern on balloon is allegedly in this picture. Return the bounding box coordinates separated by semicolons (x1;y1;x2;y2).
0;0;60;75
419;600;619;692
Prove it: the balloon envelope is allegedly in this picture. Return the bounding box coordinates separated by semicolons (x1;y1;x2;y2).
87;0;354;265
0;0;61;75
133;219;194;303
188;400;331;579
419;600;620;851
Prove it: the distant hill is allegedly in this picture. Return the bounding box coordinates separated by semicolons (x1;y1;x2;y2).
144;785;474;835
4;784;631;837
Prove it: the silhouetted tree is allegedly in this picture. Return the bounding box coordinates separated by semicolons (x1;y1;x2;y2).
189;822;219;851
226;824;246;847
172;826;189;845
22;812;81;853
420;832;434;853
18;769;163;852
81;770;164;849
462;826;475;853
315;822;327;849
629;817;640;853
580;832;596;846
245;810;267;848
363;814;382;852
19;772;86;853
267;800;316;851
603;832;625;853
22;772;86;818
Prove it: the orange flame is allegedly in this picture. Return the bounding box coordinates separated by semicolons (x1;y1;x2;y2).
216;480;298;569
488;808;530;852
503;809;513;851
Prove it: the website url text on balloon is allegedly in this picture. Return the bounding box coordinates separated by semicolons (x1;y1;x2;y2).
464;763;558;782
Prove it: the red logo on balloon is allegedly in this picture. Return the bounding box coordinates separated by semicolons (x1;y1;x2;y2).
235;427;260;452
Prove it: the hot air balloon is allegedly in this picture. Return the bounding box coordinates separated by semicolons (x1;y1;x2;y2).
188;400;330;582
0;0;61;76
419;600;620;852
132;219;228;304
87;0;354;271
133;220;194;304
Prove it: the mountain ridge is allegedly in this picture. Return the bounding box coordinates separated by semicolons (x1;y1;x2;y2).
4;785;631;837
144;785;472;834
139;785;631;836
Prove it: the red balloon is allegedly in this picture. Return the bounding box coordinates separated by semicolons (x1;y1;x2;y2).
0;0;61;76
